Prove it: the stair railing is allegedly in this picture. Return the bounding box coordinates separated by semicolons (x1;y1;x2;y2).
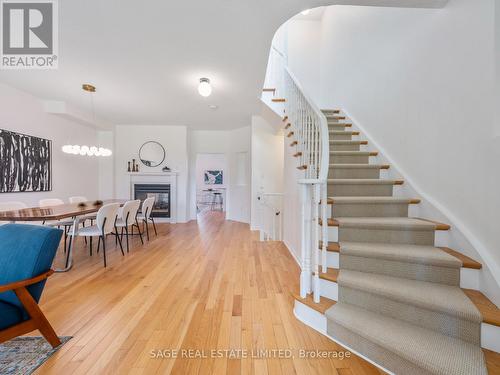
284;67;329;303
258;192;284;241
264;45;329;303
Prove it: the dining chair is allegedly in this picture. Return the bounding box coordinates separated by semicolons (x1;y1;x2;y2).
68;196;96;224
39;198;73;253
137;197;157;240
115;200;143;252
67;203;124;268
0;201;27;212
0;224;63;348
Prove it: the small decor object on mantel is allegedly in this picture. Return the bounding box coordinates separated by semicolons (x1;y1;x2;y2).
162;166;171;172
127;161;131;172
93;200;103;206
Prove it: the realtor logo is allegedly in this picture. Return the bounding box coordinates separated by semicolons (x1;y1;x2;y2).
1;0;58;69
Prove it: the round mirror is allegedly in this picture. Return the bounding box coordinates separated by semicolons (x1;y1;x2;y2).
139;141;165;167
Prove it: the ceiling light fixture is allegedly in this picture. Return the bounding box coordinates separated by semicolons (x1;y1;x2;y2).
208;104;218;110
61;84;112;157
301;9;311;15
62;145;112;157
198;78;212;97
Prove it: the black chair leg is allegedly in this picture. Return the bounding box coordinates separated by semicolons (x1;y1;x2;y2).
125;227;129;253
144;219;150;241
97;236;101;254
102;235;107;267
64;232;67;254
65;236;73;268
90;236;93;256
135;219;144;244
115;225;124;256
151;218;158;236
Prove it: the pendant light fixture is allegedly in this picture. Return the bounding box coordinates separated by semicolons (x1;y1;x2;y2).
198;78;212;97
62;84;112;157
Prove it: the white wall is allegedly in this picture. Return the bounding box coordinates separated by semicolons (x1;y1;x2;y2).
114;125;189;222
0;83;99;206
250;115;285;230
286;20;323;104
188;127;251;223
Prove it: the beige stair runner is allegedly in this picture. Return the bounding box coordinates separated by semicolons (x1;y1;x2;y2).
322;110;488;375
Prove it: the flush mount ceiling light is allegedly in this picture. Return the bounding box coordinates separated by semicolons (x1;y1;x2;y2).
198;78;212;97
208;104;218;110
301;9;311;15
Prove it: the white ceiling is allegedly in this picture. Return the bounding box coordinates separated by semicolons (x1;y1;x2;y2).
0;0;446;130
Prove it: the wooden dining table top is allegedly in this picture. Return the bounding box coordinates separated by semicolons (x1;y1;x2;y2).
0;199;127;221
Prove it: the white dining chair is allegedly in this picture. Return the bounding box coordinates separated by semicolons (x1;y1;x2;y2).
67;203;124;267
68;196;96;223
0;201;27;212
137;197;157;240
39;198;74;251
115;200;143;252
68;196;88;204
0;202;27;225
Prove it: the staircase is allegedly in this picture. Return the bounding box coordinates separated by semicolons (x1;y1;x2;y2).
289;110;500;375
261;43;500;374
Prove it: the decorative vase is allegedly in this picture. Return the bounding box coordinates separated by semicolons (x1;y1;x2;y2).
127;161;131;172
132;159;136;172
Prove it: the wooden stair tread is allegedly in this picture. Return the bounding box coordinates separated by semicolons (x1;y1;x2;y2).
272;98;286;102
484;348;500;374
290;141;298;146
440;247;482;269
317;268;339;283
292;292;336;314
317;242;482;270
322;109;340;114
262;88;276;92
284;123;291;129
282;115;288;122
463;289;500;327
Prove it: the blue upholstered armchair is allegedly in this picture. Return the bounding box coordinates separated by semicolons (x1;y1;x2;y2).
0;224;63;348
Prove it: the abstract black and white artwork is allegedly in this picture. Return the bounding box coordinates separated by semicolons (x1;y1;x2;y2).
0;129;52;192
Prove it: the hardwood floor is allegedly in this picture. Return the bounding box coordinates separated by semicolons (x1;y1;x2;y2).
34;211;384;375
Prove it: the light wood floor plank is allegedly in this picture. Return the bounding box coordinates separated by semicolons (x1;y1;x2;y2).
32;212;394;374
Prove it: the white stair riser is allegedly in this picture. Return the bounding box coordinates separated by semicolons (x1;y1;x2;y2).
319;278;338;301
460;268;480;290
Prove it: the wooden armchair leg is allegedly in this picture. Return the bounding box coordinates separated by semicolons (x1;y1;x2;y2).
14;287;61;348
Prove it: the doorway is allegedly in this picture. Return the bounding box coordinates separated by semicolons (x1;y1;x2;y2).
195;153;227;216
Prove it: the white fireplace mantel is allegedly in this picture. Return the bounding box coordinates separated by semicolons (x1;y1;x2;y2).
128;172;178;223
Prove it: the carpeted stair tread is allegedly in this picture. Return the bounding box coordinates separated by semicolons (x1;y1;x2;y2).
339;242;462;268
328;179;402;185
326;303;488;375
328;164;388;169
330;151;377;155
328;197;417;204
338;270;482;323
325;217;447;231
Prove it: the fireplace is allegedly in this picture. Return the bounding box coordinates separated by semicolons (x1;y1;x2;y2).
134;184;170;218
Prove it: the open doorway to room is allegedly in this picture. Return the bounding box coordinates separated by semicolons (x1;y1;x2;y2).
195;153;227;216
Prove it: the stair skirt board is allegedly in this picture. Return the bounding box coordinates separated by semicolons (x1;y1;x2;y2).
293;300;396;375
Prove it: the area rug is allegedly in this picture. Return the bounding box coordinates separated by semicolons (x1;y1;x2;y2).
0;336;72;375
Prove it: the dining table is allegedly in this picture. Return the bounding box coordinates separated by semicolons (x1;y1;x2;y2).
0;199;127;272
